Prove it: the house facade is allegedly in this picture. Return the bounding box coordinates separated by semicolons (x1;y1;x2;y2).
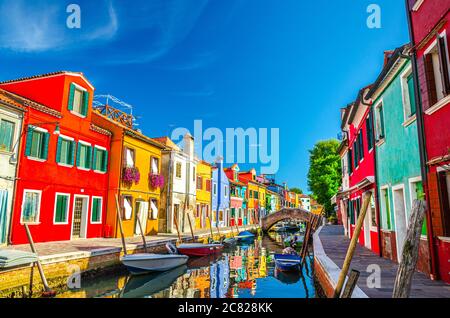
0;72;111;244
365;47;430;273
0;90;25;245
211;158;230;227
225;164;247;226
156;134;197;234
195;160;212;230
407;0;450;283
339;86;380;255
299;194;311;211
238;169;259;225
91;107;165;238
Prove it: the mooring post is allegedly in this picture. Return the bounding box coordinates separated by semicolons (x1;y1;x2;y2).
392;199;427;298
333;191;372;298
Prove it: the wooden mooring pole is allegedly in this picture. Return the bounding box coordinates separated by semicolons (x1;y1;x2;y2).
341;269;360;298
333;191;372;298
392;199;427;298
115;194;128;255
135;214;148;253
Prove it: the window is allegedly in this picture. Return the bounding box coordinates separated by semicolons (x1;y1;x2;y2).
206;179;211;192
25;127;49;160
93;147;108;172
54;193;69;224
175;162;182;178
375;102;385;141
124;147;135;168
213;183;217;195
192;167;196;182
423;34;450;107
366;113;374;151
122;195;133;220
151;157;159;174
249;190;253;198
91;197;102;223
68;83;89;117
410;179;427;235
438;171;450;236
150;199;158;220
0;119;15;152
21;190;41;223
381;188;392;230
197;176;202;190
77;142;92;169
353;144;359;169
56;136;75;166
348;149;353;174
358;131;364;161
224;186;228;197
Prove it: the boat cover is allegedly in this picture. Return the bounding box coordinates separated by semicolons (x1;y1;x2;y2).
0;250;38;268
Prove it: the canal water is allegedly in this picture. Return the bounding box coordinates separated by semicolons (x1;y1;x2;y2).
58;231;317;298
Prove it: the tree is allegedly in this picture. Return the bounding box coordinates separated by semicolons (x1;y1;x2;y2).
290;187;303;194
307;139;341;217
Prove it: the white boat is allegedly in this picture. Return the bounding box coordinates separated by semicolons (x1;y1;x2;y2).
121;253;188;275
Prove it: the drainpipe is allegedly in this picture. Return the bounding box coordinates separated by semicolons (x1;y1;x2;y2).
112;130;125;238
166;151;174;233
405;0;438;280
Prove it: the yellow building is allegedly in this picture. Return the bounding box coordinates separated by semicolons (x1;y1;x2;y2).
195;160;212;229
92;109;165;238
246;181;259;224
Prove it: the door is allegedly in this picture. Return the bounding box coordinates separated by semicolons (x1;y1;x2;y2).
0;189;8;245
135;201;149;236
393;186;407;261
364;196;372;250
72;196;88;239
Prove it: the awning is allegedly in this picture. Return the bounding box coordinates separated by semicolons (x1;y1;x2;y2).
335;176;375;198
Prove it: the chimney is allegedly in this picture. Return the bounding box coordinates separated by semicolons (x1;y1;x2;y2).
183;133;194;159
383;50;394;66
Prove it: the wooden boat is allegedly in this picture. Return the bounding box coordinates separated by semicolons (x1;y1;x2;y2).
274;253;302;272
235;231;255;242
121;253;188;275
274;268;301;284
223;237;237;246
176;243;223;257
121;265;187;298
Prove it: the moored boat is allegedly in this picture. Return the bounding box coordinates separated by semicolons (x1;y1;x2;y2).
274;253;302;272
235;231;255;242
176;243;223;257
121;253;189;275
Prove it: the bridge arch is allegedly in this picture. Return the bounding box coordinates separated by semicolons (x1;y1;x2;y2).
261;208;313;232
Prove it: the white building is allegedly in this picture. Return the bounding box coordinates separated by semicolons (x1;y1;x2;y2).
300;195;311;211
157;134;198;234
0;90;25;245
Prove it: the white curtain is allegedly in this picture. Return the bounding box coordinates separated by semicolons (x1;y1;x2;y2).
126;149;134;167
150;200;158;219
151;158;159;174
124;197;132;220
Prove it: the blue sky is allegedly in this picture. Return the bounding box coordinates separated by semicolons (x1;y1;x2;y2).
0;0;409;192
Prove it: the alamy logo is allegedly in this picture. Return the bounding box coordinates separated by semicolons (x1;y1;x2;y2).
66;4;81;29
367;4;381;29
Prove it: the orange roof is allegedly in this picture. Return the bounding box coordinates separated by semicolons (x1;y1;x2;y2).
0;71;94;89
153;136;181;151
0;88;27;110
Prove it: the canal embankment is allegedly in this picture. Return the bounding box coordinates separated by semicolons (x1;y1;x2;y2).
0;225;258;297
314;225;450;298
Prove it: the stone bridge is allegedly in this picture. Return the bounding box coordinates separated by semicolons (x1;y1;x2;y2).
261;208;317;232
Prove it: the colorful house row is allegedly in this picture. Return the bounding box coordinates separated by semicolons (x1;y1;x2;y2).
335;0;450;284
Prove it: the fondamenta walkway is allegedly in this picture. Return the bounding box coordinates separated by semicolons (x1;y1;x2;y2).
318;225;450;298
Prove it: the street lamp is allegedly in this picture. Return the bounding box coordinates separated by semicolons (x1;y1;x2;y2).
9;121;60;165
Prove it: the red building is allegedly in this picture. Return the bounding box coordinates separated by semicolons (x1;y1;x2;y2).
407;0;450;283
0;72;111;244
337;86;380;255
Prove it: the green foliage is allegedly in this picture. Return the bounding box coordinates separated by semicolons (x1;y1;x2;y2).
307;139;342;216
289;187;303;194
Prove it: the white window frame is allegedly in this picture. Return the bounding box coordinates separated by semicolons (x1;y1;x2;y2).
70;83;88;118
379;185;390;231
175;162;182;179
27;126;48;162
77;140;92;171
53;192;70;225
20;189;42;224
400;64;417;126
374;99;385;146
93;145;107;174
90;196;103;224
57;134;75;168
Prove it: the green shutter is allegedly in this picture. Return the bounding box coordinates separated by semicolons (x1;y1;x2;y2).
82;91;89;116
102;150;108;172
41;132;50;160
76;142;81;167
55;195;67;223
407;74;416;115
25;126;34;157
92;148;97;170
87;146;92;169
92;198;99;222
68;83;75;111
56;137;62;163
70;141;75;165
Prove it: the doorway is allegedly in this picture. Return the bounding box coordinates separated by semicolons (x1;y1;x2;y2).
364;194;372;250
393;185;407;261
135;201;149;236
72;196;88;239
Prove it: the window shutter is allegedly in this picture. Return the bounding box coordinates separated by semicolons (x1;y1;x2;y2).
25;126;34;156
68;83;75;111
424;54;438;107
437;36;450;96
82;91;89;116
76;142;81;167
102;150;108;172
56;137;62;163
87;146;92;169
70;141;75;165
92;198;98;222
42;132;50;160
92;148;97;170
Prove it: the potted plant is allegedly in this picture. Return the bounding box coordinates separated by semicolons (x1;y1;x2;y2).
123;166;140;185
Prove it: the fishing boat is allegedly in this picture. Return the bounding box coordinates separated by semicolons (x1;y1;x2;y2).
121;253;189;275
274;253;302;272
121;265;187;298
176;242;223;257
235;230;255;242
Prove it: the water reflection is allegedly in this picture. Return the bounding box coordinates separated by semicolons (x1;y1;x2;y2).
60;233;315;298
